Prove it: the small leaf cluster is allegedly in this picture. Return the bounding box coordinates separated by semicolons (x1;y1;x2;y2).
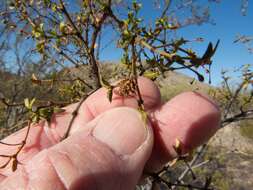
24;98;65;123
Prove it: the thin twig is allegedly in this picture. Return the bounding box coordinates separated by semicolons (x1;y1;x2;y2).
61;88;100;140
171;144;208;189
0;120;31;171
52;44;80;67
59;0;89;51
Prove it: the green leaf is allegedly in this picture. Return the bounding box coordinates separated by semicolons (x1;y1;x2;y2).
32;114;39;123
49;29;57;36
24;98;30;109
59;22;66;33
51;3;57;12
32;29;42;38
143;71;159;80
53;107;65;114
36;41;45;54
123;29;130;37
31;98;36;105
29;98;36;110
39;23;44;31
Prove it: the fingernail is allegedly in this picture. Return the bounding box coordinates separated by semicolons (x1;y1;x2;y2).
92;107;148;155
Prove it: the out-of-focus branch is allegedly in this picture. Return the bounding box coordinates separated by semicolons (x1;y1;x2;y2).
52;44;80;67
222;109;253;127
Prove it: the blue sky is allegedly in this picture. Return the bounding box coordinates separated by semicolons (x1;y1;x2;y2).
3;1;252;86
99;0;253;85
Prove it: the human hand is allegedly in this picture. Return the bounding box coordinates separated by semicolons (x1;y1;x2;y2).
0;77;220;190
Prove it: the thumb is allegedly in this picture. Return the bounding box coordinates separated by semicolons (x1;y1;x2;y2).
1;107;153;190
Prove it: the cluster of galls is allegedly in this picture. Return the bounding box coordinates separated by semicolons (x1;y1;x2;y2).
116;78;136;97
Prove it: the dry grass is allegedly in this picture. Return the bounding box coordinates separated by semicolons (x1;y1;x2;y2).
240;120;253;140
